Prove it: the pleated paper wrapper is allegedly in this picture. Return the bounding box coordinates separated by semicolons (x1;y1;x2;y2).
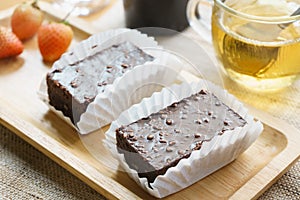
38;28;185;134
104;80;264;198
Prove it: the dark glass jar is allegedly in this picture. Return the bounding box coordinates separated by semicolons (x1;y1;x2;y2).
123;0;189;32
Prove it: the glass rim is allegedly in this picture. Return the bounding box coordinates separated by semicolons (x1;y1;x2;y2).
215;0;300;23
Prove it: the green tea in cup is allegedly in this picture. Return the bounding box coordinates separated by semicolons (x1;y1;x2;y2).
188;0;300;91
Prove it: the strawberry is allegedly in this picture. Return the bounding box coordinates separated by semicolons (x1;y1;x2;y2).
37;22;73;62
0;27;24;59
11;0;44;40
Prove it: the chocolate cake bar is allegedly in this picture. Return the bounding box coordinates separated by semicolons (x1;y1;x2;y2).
46;42;154;124
116;90;247;183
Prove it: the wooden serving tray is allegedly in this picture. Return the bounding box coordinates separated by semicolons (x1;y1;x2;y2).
0;5;299;200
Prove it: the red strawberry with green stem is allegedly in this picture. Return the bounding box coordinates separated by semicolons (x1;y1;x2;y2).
37;22;73;62
0;26;24;59
11;0;44;41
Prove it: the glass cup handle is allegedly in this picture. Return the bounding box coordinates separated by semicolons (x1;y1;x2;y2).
187;0;214;43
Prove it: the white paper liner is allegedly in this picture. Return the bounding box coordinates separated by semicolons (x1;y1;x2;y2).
104;80;264;198
53;28;160;70
39;28;186;134
77;63;182;134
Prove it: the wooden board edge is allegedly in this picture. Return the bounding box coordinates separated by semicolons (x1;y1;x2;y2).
0;107;141;200
229;105;300;200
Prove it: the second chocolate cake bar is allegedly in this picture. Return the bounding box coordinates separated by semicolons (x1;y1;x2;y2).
46;41;154;124
116;90;247;183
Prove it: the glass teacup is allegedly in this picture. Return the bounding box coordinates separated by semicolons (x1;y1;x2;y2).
188;0;300;91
